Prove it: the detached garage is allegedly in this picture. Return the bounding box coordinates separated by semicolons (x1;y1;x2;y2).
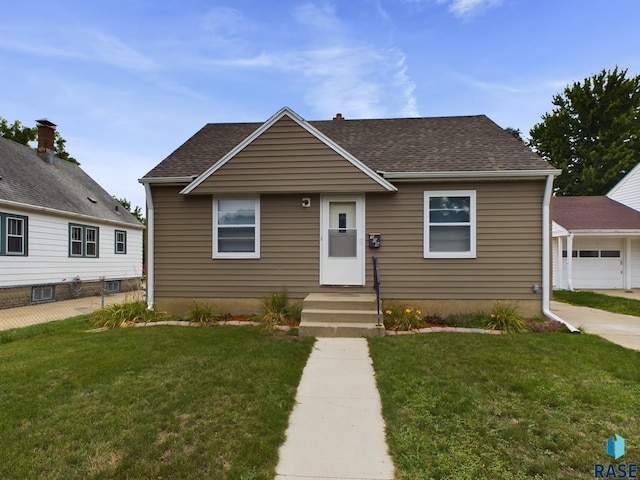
552;196;640;290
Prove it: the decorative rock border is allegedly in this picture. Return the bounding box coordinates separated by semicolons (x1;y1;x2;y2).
89;321;499;335
386;326;503;335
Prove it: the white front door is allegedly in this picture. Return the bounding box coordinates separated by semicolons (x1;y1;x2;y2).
320;194;365;285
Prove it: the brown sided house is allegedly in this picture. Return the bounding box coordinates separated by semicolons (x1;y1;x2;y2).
140;107;565;335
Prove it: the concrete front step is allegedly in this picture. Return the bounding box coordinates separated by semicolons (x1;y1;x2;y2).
299;322;386;338
300;293;383;338
303;292;378;311
301;308;379;324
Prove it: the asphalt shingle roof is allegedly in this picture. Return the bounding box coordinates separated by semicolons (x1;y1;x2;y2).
142;114;555;179
552;196;640;230
0;137;142;227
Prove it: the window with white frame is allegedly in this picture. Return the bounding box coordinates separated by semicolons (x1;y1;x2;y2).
32;285;55;302
213;198;260;258
1;213;28;256
115;230;127;254
69;223;99;257
424;191;476;258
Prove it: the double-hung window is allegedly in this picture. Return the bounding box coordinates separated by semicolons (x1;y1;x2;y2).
0;212;28;256
115;230;127;254
424;191;476;258
213;198;260;258
69;223;99;257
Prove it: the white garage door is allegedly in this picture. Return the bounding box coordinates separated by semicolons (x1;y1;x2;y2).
562;238;624;289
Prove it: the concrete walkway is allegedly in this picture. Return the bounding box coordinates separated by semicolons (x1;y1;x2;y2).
551;301;640;351
275;337;395;480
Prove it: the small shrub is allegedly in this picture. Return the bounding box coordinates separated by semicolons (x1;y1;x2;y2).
384;305;424;331
526;317;568;333
184;301;222;325
258;290;293;330
92;300;163;328
484;300;530;333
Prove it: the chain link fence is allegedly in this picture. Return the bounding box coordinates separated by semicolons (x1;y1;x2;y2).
0;282;145;332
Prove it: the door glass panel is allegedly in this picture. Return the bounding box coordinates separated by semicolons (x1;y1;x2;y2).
328;201;357;258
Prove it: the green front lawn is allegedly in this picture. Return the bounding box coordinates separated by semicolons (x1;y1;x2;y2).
369;333;640;480
0;316;313;480
553;290;640;317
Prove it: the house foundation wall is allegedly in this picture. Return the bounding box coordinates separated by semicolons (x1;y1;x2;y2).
0;277;141;310
155;296;542;319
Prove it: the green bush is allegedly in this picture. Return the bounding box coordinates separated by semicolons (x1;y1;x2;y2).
383;305;424;331
92;300;163;328
257;290;295;330
484;300;530;333
184;301;222;325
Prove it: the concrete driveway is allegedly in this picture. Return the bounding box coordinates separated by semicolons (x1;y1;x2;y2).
551;291;640;351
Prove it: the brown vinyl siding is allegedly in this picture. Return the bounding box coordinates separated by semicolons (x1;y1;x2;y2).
151;179;544;304
365;181;544;300
189;117;389;194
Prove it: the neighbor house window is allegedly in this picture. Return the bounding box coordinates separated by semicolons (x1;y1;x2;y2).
424;191;476;258
106;280;121;293
213;198;260;258
69;223;99;257
32;285;54;303
115;230;127;254
1;213;28;256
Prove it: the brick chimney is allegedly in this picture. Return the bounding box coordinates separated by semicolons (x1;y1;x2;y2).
36;119;56;163
333;113;344;120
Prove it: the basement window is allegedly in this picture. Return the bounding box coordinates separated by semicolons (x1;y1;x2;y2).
106;280;121;293
32;285;54;303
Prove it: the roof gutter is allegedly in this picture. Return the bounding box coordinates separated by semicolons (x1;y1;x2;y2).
542;174;580;333
0;199;144;230
138;176;194;186
144;183;155;309
382;169;561;181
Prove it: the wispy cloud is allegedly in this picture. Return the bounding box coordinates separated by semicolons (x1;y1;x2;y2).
441;0;502;17
402;0;502;17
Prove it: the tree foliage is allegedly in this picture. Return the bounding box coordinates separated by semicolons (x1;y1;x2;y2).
113;197;145;223
504;127;525;143
0;116;79;164
529;67;640;196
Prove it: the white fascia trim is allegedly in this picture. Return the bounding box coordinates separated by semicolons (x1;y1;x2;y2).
607;161;640;197
383;169;562;181
138;176;194;185
0;199;144;230
565;229;640;236
180;106;397;195
551;221;569;237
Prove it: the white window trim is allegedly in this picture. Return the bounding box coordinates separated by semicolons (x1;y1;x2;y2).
424;190;476;259
212;197;260;259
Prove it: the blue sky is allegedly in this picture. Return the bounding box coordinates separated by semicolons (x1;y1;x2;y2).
2;0;639;210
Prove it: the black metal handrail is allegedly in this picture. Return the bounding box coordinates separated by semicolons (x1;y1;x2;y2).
372;256;382;326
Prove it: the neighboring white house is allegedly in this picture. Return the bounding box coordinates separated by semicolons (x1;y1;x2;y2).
552;194;640;291
607;161;640;212
0;120;144;309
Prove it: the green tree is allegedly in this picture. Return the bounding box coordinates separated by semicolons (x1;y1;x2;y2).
113;197;144;223
0;118;37;145
529;67;640;196
505;127;525;143
0;116;79;164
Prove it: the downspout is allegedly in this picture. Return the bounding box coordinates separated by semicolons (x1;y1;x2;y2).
144;183;155;309
542;175;580;333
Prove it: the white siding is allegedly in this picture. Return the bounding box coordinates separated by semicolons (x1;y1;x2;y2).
0;207;142;288
633;238;640;288
608;163;640;212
